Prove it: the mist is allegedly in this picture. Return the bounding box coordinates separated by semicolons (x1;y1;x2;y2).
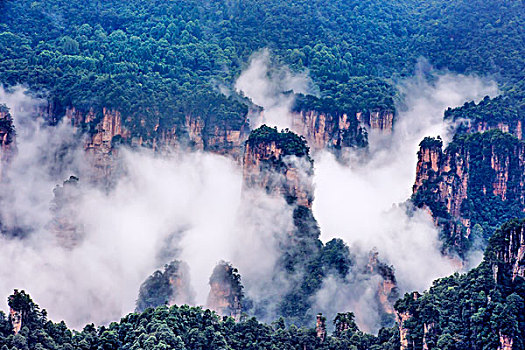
311;69;498;330
0;64;500;332
235;49;317;129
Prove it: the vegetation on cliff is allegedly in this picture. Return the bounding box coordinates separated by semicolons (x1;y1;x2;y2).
412;130;525;256
0;0;523;141
394;219;525;350
1;218;523;350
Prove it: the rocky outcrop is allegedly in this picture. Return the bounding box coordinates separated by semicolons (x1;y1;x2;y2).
290;110;368;150
412;131;525;256
395;292;420;350
9;307;22;335
396;310;411;350
0;105;16;181
49;176;84;248
243;125;313;207
136;260;195;312
454;118;524;141
356;110;395;133
490;220;525;283
366;251;399;317
206;261;243;321
315;314;327;342
498;332;514;350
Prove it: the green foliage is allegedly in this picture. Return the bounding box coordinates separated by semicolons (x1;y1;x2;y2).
0;0;523;142
394;219;525;350
413;130;525;256
247;125;310;159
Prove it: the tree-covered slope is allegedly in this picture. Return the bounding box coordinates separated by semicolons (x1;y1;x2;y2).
0;0;523;139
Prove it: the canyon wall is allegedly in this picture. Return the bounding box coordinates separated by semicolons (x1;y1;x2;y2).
412;130;525;256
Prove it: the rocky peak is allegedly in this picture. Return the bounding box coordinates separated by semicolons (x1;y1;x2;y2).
366;250;399;317
243;125;313;208
206;261;244;321
412;130;525;257
0;104;16;181
315;313;326;342
136;260;195;312
49;176;84;248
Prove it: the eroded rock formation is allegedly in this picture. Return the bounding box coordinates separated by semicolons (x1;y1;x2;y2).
412;130;525;256
243;125;313;207
366;251;399;317
0;105;16;181
136;260;195;312
206;261;243;321
290;110;368;151
356;109;395;133
49;176;84;248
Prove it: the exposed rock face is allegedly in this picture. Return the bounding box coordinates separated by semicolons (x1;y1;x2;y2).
136;260;195;312
455;118;524;141
395;292;420;350
0;105;16;181
498;332;514;350
206;261;243;321
9;307;22;335
315;314;327;342
490;220;525;283
423;322;435;350
157;115;250;158
49;176;84;248
396;311;411;350
356;110;395;133
290;110;368;150
412;131;525;256
366;251;399;317
243;125;313;207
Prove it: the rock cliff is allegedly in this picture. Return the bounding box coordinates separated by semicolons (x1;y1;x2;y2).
366;251;399;318
290;110;368;151
412;130;525;256
0;105;16;181
489;219;525;283
206;261;244;321
243;125;313;207
49;176;84;248
356;109;395;133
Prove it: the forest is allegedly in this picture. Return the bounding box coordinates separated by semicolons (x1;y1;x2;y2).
0;0;524;349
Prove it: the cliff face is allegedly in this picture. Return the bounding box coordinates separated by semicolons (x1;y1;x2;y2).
412;131;525;256
490;220;525;283
395;292;420;350
366;251;399;318
290;110;368;151
356;110;395;133
206;261;243;321
243;125;313;207
156;114;250;158
0;105;16;181
462;119;524;141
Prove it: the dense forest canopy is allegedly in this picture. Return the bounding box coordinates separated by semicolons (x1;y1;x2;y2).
0;0;523;136
0;219;522;350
